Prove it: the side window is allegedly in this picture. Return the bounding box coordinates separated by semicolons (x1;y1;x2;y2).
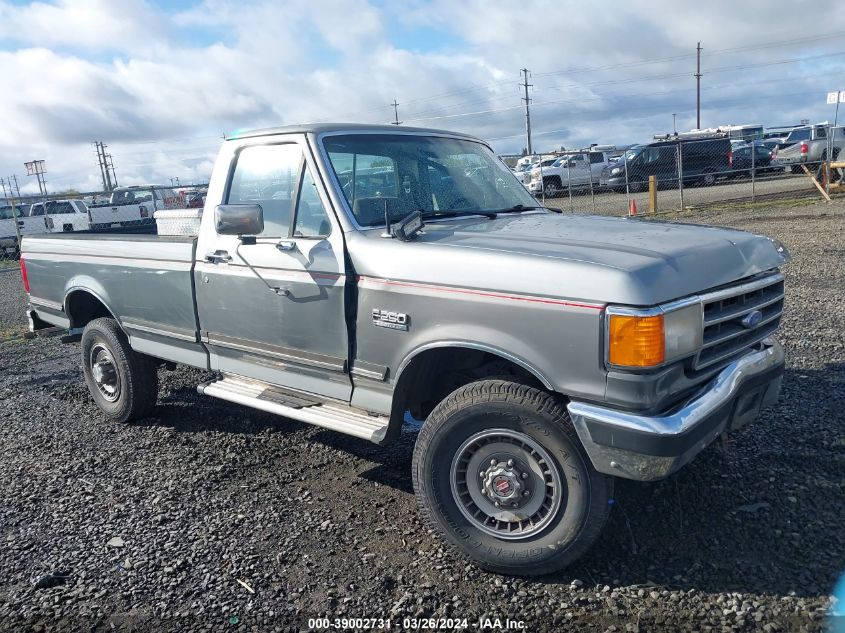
642;147;660;164
227;144;303;238
30;204;45;216
816;127;827;139
50;202;74;214
292;167;332;238
589;152;605;164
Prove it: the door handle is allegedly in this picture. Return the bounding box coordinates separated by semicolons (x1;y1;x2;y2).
204;250;232;263
276;240;297;252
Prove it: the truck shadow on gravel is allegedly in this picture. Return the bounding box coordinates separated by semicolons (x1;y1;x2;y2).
141;365;842;599
306;367;844;600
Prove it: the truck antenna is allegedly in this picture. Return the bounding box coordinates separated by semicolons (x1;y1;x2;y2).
380;198;393;238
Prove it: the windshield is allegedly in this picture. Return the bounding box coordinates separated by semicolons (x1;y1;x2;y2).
323;134;538;227
618;147;642;162
0;205;25;220
112;189;155;204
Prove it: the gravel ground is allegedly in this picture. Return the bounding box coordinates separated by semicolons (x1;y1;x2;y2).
0;197;843;632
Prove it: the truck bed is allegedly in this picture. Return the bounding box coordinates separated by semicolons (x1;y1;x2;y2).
22;232;208;368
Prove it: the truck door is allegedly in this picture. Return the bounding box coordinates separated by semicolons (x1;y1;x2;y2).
566;154;590;186
194;136;351;401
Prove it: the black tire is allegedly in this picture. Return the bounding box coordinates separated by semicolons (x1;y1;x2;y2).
81;317;158;423
542;177;561;198
412;380;612;576
627;176;645;193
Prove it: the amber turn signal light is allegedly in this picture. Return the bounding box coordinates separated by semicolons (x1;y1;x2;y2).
608;314;665;367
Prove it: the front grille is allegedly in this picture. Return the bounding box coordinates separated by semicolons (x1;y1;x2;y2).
694;272;784;370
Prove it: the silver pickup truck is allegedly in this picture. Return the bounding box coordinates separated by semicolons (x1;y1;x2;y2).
20;123;789;576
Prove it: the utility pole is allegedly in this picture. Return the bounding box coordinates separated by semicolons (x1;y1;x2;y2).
9;175;21;198
391;99;401;125
106;151;118;188
93;141;115;191
521;68;533;156
672;113;677;134
2;177;23;246
695;42;702;130
25;160;47;195
94;142;108;192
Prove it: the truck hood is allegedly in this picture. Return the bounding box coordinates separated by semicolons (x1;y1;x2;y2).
352;212;790;306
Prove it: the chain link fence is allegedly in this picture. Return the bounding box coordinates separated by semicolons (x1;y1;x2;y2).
523;132;841;217
0;185;208;263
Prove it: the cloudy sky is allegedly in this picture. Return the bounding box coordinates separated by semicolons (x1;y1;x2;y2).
1;0;844;194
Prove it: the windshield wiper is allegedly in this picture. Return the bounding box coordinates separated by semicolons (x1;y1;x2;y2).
422;210;497;220
483;204;542;215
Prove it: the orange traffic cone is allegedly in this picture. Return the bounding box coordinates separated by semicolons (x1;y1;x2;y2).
629;199;637;216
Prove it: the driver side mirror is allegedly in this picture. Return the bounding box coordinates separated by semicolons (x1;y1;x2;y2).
215;204;264;236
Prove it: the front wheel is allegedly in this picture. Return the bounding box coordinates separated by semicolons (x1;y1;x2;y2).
81;317;159;423
412;380;612;576
543;178;561;198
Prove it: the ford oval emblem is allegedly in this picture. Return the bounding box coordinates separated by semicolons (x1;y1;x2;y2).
741;310;763;329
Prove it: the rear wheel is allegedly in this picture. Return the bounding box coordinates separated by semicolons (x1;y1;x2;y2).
700;169;717;186
412;380;612;576
81;317;158;422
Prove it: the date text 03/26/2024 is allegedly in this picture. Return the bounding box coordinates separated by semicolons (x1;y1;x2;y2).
306;617;526;630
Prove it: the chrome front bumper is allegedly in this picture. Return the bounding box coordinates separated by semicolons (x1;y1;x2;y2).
567;339;784;481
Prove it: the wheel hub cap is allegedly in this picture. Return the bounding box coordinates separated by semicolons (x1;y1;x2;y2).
482;461;527;507
450;429;564;540
90;344;120;402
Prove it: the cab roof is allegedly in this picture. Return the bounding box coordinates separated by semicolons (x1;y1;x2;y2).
226;122;483;142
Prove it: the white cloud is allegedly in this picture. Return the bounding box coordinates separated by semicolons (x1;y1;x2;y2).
0;0;844;193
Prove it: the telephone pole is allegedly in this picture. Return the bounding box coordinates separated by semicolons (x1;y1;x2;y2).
93;141;115;191
106;151;118;188
521;68;533;155
695;42;702;130
94;142;108;191
25;160;47;195
391;99;401;125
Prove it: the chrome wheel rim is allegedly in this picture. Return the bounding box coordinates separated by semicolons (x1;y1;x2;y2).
90;343;120;402
449;428;563;540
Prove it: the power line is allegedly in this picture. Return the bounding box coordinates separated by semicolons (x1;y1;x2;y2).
401;50;845;124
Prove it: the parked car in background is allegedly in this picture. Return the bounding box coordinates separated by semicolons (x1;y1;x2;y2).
527;151;613;197
0;203;40;256
515;156;557;186
28;199;90;233
773;125;844;173
601;136;732;192
729;142;778;177
87;185;181;230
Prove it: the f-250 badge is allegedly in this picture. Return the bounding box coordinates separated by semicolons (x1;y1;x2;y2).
372;309;409;331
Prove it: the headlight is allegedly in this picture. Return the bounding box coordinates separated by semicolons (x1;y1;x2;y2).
610;167;622;175
606;301;703;368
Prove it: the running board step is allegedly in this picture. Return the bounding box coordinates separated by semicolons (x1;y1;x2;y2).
197;376;389;443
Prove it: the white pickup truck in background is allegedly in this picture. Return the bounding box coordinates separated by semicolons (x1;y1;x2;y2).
28;199;90;233
0;203;41;256
87;185;181;230
527;151;614;197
